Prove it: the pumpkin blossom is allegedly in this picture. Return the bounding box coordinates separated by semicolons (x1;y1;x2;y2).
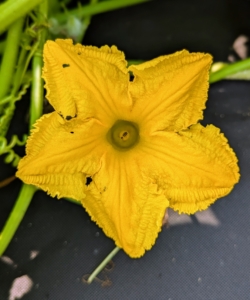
16;39;239;258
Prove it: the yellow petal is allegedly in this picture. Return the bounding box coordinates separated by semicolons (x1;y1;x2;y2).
140;123;239;214
16;112;107;199
43;39;131;125
16;41;240;260
82;148;169;258
129;51;212;133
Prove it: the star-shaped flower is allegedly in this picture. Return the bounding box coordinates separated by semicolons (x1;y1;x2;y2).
16;39;239;258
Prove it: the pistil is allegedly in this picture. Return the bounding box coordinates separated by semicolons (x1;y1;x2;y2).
107;120;140;151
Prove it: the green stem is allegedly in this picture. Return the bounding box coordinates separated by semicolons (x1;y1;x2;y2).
0;1;48;257
30;53;44;127
53;0;150;23
64;197;82;205
12;41;40;98
0;17;24;100
209;58;250;83
0;41;6;54
30;1;48;127
0;0;43;34
11;42;31;98
87;246;120;284
0;184;37;256
47;0;60;16
78;0;99;42
127;59;144;66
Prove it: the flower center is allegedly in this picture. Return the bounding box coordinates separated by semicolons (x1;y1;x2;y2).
107;120;140;151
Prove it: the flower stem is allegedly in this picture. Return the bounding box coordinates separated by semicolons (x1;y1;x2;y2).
87;246;120;284
0;0;43;34
30;1;48;128
30;53;44;127
64;197;82;205
128;59;144;66
77;0;99;42
0;17;24;101
0;184;37;256
209;57;250;83
53;0;150;23
0;41;6;54
11;45;31;98
0;1;48;257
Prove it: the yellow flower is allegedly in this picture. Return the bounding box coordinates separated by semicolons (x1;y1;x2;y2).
16;39;240;258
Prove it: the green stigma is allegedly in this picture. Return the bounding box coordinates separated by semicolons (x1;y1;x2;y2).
107;120;140;151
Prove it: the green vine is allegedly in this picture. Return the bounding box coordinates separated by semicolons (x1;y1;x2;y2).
0;134;27;167
0;81;31;137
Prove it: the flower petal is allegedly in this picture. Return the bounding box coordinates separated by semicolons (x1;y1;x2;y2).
129;51;212;133
140;123;239;214
82;148;169;258
16;112;107;199
43;39;131;125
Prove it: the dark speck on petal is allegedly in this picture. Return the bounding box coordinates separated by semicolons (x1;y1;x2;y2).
86;176;92;186
62;64;70;68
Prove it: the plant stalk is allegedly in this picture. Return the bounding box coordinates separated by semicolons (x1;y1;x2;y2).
210;58;250;83
30;1;48;127
0;1;48;257
53;0;150;23
0;0;43;33
0;17;24;100
87;246;120;284
0;184;37;255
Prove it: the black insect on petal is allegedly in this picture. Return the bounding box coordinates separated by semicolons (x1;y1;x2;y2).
86;176;92;186
129;71;134;81
62;64;70;68
65;114;77;121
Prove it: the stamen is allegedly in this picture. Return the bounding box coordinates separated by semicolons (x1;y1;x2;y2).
106;120;140;151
